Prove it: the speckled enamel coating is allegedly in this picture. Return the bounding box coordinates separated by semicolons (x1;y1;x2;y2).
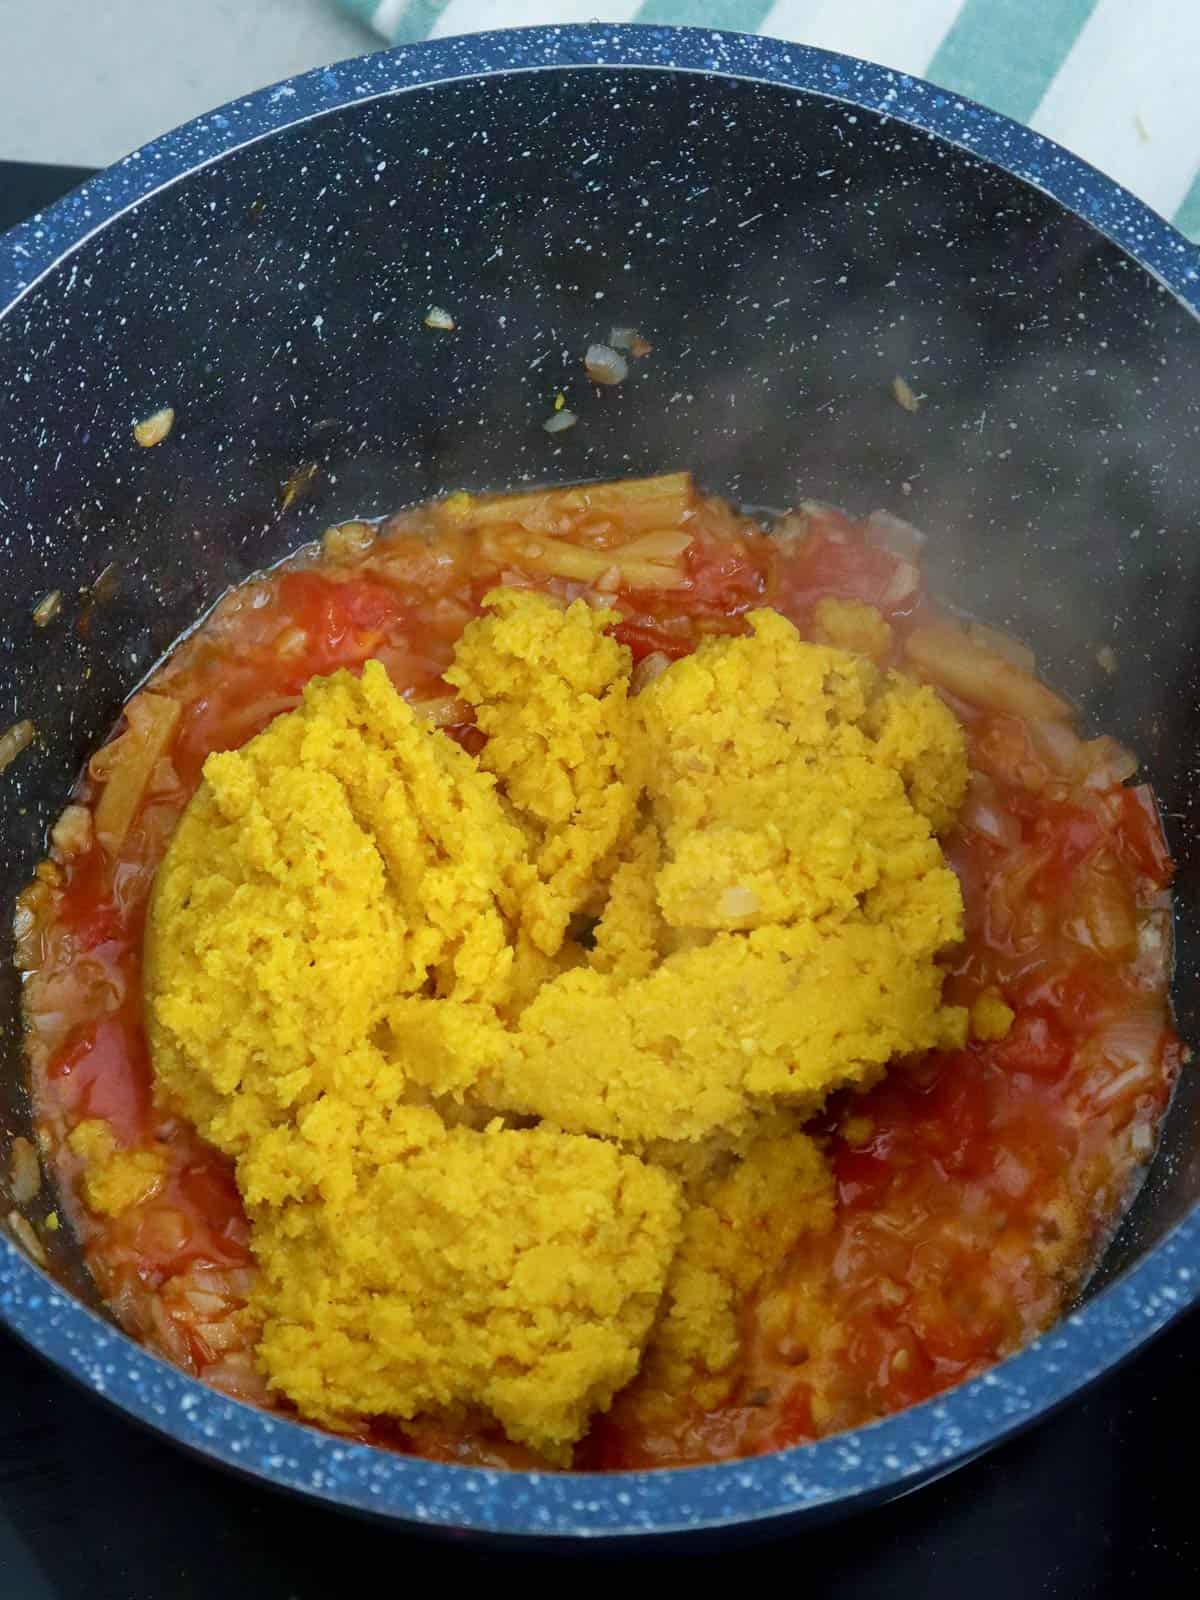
3;27;1199;309
1;25;1199;1542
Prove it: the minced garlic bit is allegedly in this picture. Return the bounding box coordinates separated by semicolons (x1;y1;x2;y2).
0;720;34;776
133;406;175;448
424;306;455;331
892;375;921;413
32;591;62;628
1096;645;1118;676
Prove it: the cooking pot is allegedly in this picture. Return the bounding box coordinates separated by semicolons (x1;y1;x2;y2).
1;23;1198;1544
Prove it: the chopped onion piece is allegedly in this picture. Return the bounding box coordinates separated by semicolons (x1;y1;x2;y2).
11;905;37;972
7;1210;46;1267
1079;735;1138;790
11;879;52;972
1074;859;1138;960
961;774;1022;849
584;343;629;386
905;622;1072;721
617;529;693;561
10;1138;40;1205
964;620;1036;674
182;1288;228;1317
1084;1011;1164;1109
93;693;182;853
50;804;94;859
451;474;692;533
424;307;455;331
770;511;814;544
1130;1122;1154;1156
321;520;376;562
200;1319;249;1354
206;1353;271;1404
892;375;921;412
880;559;920;608
274;626;308;658
507;531;687;589
0;720;34;775
1028;717;1084;776
133;406;175;448
32;591;62;628
410;694;471;728
1092;1061;1158;1111
142;1208;191;1255
609;327;652;357
630;652;671;695
782;501;855;544
543;408;578;433
1137;909;1171;968
864;510;926;560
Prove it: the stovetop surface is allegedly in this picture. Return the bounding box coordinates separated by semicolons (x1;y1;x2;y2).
0;157;1194;1599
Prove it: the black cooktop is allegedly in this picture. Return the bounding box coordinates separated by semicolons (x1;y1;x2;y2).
0;160;1195;1599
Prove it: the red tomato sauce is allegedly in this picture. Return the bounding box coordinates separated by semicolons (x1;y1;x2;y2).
18;486;1180;1467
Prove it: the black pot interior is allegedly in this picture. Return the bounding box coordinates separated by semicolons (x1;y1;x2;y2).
2;66;1199;1313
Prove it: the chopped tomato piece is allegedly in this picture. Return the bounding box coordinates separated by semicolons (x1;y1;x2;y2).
55;845;123;949
276;571;407;671
609;618;697;662
832;1143;895;1209
1012;966;1111;1036
776;533;915;620
681;538;771;614
48;1016;153;1146
987;1010;1072;1081
1030;804;1104;895
763;1383;815;1448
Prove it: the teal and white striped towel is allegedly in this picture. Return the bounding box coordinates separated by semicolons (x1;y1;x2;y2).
337;0;1200;241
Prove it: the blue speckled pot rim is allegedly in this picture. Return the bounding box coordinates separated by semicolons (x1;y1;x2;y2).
1;23;1198;1540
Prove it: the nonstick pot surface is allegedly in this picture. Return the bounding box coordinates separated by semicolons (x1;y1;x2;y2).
1;27;1199;1541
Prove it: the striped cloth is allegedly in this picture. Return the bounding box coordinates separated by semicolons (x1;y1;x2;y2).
337;0;1200;240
